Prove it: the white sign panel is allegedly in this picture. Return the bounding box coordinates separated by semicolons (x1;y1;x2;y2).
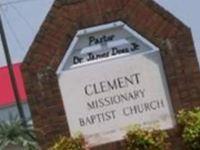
57;21;175;146
59;51;175;146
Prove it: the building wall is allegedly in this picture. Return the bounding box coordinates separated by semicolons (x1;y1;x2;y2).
22;0;200;149
0;63;29;122
0;103;31;122
0;63;27;106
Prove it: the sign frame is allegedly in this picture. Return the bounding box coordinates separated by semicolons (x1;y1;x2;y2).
56;21;159;75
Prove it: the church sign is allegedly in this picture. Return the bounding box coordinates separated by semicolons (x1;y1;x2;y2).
57;21;175;146
22;1;200;149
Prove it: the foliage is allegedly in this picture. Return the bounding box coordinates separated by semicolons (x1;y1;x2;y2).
50;135;86;150
177;107;200;150
125;125;169;150
0;116;38;150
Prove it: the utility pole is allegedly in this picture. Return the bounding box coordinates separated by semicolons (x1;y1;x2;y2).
0;14;27;126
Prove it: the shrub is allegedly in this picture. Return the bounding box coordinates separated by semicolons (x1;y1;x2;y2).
50;135;87;150
0;116;38;150
125;125;169;150
177;107;200;150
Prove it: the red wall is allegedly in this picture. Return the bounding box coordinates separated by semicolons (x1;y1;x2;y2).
0;63;27;107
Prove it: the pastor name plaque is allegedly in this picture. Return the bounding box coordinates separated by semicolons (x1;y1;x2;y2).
57;21;175;146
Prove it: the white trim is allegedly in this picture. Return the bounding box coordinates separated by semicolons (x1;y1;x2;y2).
56;21;159;75
65;49;159;72
123;25;158;51
80;39;129;54
56;36;79;75
76;21;124;36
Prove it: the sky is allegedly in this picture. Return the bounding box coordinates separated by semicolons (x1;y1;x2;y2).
0;0;200;67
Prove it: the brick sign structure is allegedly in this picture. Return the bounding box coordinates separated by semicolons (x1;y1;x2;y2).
22;0;200;149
